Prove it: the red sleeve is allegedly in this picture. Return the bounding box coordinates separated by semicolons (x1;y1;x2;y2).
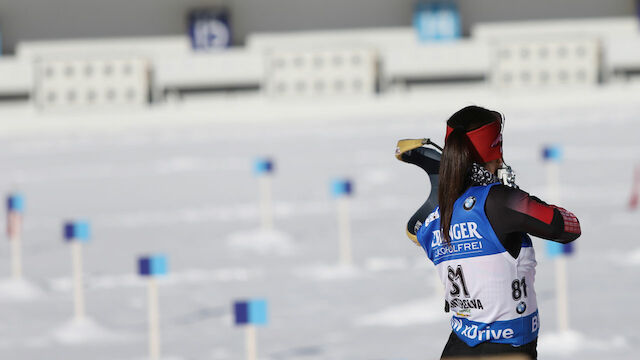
487;185;581;243
510;194;555;225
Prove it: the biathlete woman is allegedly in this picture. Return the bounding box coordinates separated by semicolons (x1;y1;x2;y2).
395;106;581;359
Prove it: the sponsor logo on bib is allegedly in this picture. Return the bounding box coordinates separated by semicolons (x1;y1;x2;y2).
452;318;515;342
463;196;476;210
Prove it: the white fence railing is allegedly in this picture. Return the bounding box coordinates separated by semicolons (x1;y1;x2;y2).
0;58;32;98
383;40;489;88
473;17;638;43
605;34;640;80
247;28;418;52
16;37;192;61
154;49;263;98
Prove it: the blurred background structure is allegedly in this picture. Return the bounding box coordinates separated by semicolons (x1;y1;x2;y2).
0;0;637;50
0;1;639;359
0;0;639;108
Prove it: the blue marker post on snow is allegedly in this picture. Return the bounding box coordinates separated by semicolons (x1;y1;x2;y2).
138;254;168;360
64;221;91;243
546;240;574;258
541;144;572;333
541;144;563;205
234;299;268;360
7;193;25;279
254;157;275;230
542;145;573;256
63;220;91;321
138;254;168;277
331;178;354;266
542;145;563;163
7;193;25;213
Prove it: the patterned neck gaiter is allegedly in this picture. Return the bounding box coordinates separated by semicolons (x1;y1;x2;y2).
469;163;500;186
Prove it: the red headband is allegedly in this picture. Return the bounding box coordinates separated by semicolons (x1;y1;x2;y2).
445;120;503;163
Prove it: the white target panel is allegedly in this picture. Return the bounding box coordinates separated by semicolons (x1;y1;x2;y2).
35;57;150;110
264;48;376;98
491;38;600;89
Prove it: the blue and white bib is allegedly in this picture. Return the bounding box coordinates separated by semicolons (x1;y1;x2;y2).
417;183;539;347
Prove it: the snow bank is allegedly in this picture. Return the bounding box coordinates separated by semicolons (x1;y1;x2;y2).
51;317;129;345
0;278;43;302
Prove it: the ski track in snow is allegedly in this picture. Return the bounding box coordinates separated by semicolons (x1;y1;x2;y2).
0;278;44;302
294;257;419;281
612;247;640;266
17;198;410;231
295;264;363;281
49;268;263;292
355;297;447;327
51;318;132;345
538;330;628;357
227;228;297;256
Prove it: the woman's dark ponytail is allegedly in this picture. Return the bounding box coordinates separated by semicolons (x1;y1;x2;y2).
437;106;501;245
438;127;473;246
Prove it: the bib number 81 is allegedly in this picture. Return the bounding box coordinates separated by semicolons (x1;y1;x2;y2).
512;277;528;300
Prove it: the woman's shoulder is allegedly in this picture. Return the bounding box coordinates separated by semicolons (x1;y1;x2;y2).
485;184;534;209
487;183;529;197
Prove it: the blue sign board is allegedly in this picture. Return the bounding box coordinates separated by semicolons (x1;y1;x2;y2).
542;145;563;162
7;194;25;213
546;241;574;258
254;158;274;175
331;179;353;198
414;1;461;42
234;299;268;326
188;8;232;50
138;254;169;276
64;221;91;242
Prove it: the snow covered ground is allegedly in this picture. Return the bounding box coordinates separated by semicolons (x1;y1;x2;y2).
0;90;639;359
